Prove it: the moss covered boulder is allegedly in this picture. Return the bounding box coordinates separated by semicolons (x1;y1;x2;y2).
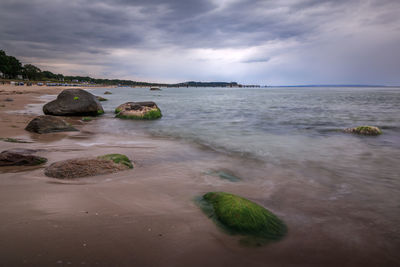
97;154;133;169
344;126;382;136
200;192;287;241
115;101;162;120
45;153;132;179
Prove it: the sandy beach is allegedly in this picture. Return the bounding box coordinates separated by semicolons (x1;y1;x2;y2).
0;85;399;267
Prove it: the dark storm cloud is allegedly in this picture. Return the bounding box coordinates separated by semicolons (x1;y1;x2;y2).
0;0;347;55
0;0;399;84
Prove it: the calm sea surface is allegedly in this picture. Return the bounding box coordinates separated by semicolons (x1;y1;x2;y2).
90;85;400;214
90;87;400;161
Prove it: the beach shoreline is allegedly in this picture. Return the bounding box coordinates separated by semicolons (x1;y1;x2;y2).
0;85;399;267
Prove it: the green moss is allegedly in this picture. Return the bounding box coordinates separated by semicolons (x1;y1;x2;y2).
74;96;79;100
355;126;382;135
82;117;93;122
97;109;104;115
98;153;133;169
35;157;48;165
116;108;162;120
200;192;287;241
114;108;121;114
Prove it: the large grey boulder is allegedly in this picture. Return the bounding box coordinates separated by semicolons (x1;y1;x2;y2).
43;89;104;116
25;115;78;134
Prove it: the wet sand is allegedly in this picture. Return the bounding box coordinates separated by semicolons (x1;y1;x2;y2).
0;86;399;267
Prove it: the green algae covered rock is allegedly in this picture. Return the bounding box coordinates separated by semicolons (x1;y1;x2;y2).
344;126;382;136
201;192;287;241
115;102;162;120
96;96;108;101
98;153;133;169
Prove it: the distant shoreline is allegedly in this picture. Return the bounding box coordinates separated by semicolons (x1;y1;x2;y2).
268;84;399;88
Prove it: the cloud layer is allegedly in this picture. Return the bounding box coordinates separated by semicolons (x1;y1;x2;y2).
1;0;399;85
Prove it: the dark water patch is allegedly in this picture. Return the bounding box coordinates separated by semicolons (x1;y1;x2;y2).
205;170;241;182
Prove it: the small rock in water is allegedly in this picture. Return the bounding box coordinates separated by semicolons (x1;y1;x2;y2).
95;96;108;101
206;170;241;182
0;149;47;166
344;126;382;136
115;101;162;120
44;154;133;179
25;115;78;134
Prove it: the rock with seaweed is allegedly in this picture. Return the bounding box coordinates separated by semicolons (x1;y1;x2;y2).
104;91;112;95
96;96;108;101
0;149;47;166
44;153;132;179
199;192;287;244
344;126;382;136
115;101;162;120
43;89;104;116
25;115;78;134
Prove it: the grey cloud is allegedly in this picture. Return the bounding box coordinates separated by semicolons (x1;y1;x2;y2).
0;0;400;84
241;58;270;64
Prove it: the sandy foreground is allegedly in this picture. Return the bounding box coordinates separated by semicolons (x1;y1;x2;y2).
0;84;399;267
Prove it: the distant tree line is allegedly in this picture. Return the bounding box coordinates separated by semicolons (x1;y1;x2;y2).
1;50;244;87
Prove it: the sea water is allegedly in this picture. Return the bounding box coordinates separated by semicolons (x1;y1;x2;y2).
90;86;400;229
90;86;400;176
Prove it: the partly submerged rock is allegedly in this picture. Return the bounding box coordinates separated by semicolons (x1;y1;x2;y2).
0;149;47;166
104;91;112;95
0;137;32;143
200;192;287;241
96;96;108;101
43;89;104;116
115;101;162;120
25;115;78;134
44;153;132;179
206;170;241;182
344;126;382;136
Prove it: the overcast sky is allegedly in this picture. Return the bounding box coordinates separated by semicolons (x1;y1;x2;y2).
1;0;400;85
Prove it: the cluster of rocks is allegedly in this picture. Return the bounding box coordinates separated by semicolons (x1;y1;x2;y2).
0;148;133;179
23;89;162;135
1;88;153;178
